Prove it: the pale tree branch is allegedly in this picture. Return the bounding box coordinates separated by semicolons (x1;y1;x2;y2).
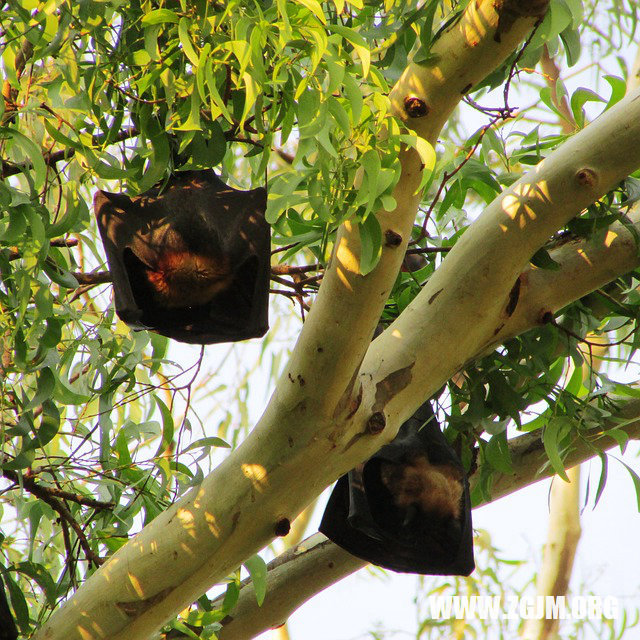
487;204;640;356
270;501;319;640
277;0;547;425
630;44;640;92
363;86;640;432
216;397;640;639
521;467;582;640
215;534;363;640
34;3;548;640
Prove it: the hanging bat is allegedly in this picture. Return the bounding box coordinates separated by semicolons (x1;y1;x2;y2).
94;170;270;344
320;400;475;576
0;573;18;640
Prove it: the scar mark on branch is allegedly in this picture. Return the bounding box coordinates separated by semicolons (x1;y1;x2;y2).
346;384;363;420
506;276;521;317
117;587;174;617
428;288;443;304
373;364;414;413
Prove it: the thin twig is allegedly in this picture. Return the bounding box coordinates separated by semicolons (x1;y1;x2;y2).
3;469;115;510
3;469;103;567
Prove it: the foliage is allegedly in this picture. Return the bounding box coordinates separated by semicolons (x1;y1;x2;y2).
1;0;640;637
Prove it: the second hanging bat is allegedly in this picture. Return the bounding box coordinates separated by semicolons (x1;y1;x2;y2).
320;400;475;575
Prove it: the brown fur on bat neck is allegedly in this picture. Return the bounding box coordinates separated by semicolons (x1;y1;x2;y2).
380;455;463;520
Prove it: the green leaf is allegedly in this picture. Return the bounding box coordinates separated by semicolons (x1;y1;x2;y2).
42;261;79;288
222;581;240;613
621;461;640;511
530;247;561;270
183;437;231;453
484;431;513;474
3;128;47;191
559;27;581;67
35;400;61;448
15;561;57;607
154;397;174;456
327;24;370;77
604;75;626;110
141;9;180;25
342;72;363;124
570;87;605;128
0;205;27;243
295;0;326;24
327;96;351;137
243;554;268;606
399;134;436;190
26;368;56;410
358;214;382;276
178;18;199;67
54;377;91;405
135;131;170;193
4;572;29;631
542;418;570;481
593;452;608;509
46;190;84;238
43;119;82;152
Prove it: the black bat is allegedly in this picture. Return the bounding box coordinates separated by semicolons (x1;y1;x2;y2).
94;170;270;344
319;401;475;575
0;574;18;640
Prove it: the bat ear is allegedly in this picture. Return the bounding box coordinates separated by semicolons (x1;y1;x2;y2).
319;401;475;576
94;170;271;344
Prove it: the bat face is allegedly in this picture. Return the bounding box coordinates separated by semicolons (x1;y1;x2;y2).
123;244;233;309
320;401;475;576
94;170;270;344
380;455;463;520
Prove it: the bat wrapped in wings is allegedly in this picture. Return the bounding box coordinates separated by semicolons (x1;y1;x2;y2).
94;170;270;344
320;401;474;575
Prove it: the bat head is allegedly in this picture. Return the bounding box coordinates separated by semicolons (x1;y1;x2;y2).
379;455;463;520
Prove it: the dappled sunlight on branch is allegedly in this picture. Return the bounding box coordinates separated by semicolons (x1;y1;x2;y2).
241;463;269;493
501;180;552;229
175;508;198;539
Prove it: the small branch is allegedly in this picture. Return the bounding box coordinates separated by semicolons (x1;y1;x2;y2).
6;238;79;261
1;126;139;178
271;242;299;256
415;113;508;241
3;469;115;510
483;206;640;359
71;271;112;286
275;149;294;165
539;46;576;133
503;17;544;111
271;264;320;276
405;246;451;254
3;469;104;567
